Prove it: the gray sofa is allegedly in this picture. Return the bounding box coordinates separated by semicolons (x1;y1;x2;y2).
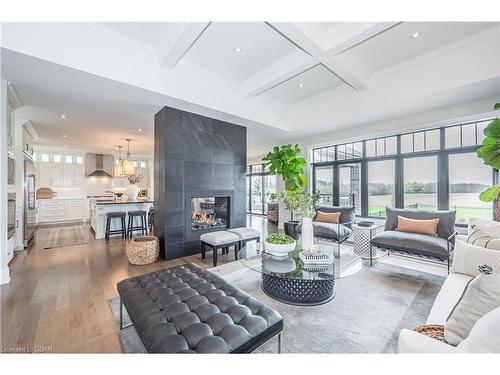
370;207;457;270
298;206;355;252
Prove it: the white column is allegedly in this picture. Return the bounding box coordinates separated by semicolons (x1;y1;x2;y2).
0;79;11;284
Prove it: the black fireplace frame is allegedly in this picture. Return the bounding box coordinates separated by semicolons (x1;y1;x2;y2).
184;190;234;242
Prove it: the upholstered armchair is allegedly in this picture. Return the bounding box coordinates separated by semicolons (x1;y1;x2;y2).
298;206;355;253
370;207;457;271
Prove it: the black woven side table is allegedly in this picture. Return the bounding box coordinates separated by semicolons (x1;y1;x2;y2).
261;272;335;306
237;242;365;307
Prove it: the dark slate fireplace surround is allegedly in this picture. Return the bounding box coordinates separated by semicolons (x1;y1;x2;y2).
154;106;247;260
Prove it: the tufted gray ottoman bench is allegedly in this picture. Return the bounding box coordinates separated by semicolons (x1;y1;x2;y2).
117;264;283;353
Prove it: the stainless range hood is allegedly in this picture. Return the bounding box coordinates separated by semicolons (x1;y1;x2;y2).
85;153;114;177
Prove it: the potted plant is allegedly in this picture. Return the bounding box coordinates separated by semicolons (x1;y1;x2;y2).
126;174;143;200
263;144;307;236
476;103;500;219
264;233;296;256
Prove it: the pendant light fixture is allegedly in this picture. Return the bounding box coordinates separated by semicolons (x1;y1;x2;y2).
122;138;135;176
114;145;124;177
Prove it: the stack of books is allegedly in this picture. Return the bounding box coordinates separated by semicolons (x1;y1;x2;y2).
299;249;331;271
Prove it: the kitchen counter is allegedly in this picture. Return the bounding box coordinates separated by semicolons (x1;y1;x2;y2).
91;198;153;205
89;198;153;239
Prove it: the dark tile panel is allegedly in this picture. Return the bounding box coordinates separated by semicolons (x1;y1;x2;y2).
165;242;184;260
165;209;184;227
184;174;212;191
183;240;201;256
166;225;184;243
184;161;213;178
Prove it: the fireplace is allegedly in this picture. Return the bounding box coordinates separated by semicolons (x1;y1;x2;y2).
191;197;229;231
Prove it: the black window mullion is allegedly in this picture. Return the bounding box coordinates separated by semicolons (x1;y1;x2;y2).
333;164;340;206
361;160;368;217
438;153;449;211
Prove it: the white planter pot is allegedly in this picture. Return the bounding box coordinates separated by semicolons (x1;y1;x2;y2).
126;184;139;200
301;217;314;251
264;240;296;257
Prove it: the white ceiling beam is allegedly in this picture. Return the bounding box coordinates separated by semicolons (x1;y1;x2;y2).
265;22;324;56
158;22;211;69
245;22;403;97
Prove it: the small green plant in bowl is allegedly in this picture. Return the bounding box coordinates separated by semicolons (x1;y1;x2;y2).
266;233;295;244
265;233;296;256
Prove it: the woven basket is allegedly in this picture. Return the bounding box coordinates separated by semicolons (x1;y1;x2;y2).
126;236;159;265
414;324;445;342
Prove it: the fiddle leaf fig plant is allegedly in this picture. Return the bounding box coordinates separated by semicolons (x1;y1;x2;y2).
263;144;307;193
477;103;500;203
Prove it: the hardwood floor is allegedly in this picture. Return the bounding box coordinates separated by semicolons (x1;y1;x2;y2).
0;215;276;353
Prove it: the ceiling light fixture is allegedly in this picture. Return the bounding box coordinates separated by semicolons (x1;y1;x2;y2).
411;32;420;39
62;134;68;138
138;128;142;132
298;83;304;88
61;114;67;119
114;145;124;177
234;47;242;53
122;138;135;176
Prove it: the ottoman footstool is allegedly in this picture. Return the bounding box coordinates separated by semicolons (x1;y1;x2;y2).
227;228;260;259
117;264;284;353
200;231;240;267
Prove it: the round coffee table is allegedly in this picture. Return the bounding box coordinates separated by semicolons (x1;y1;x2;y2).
237;242;365;306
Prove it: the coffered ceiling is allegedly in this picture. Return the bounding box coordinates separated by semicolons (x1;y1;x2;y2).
1;21;499;157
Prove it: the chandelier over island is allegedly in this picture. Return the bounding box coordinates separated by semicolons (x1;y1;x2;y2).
122;138;135;176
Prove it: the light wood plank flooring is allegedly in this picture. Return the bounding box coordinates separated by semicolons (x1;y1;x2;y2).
0;215;276;353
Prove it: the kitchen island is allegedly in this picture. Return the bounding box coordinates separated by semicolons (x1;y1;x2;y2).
89;198;153;239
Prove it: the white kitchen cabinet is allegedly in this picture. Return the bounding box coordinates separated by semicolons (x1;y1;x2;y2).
36;156;86;188
38;198;84;224
74;164;85;186
50;163;64;186
63;163;75;186
37;162;52;187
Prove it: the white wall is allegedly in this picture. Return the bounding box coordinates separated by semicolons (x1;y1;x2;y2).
0;79;11;284
300;96;500;152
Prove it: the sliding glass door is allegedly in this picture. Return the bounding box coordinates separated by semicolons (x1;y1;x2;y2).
246;164;276;215
314;165;334;205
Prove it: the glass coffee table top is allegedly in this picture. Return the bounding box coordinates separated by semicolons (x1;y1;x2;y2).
237;242;366;281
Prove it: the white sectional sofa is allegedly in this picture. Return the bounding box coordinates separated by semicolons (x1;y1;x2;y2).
398;239;500;353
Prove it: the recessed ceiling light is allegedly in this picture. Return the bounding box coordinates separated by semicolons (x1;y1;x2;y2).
298;83;304;88
63;145;67;148
62;134;68;138
234;47;242;53
411;32;420;39
61;114;67;119
138;128;142;132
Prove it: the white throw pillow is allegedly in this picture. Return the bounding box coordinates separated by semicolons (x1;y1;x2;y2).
451;240;500;276
457;307;500;353
444;268;500;346
470;218;500;239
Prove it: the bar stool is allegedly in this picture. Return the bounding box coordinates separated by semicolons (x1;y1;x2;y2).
127;210;148;238
105;211;126;241
148;207;155;234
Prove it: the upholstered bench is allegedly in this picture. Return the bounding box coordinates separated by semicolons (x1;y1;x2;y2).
200;231;240;267
227;228;260;254
117;264;283;353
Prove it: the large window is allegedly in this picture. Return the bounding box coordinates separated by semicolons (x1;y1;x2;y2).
449;153;493;224
404;156;438;211
311;117;496;223
315;165;334;205
368;160;395;217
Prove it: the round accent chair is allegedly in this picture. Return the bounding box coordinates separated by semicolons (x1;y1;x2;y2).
126;236;159;265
